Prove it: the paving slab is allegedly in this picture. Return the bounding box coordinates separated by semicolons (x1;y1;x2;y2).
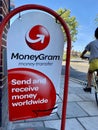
44;119;85;130
57;102;88;119
77;101;98;116
66;102;88;118
13;127;57;130
68;94;83;102
66;118;85;130
68;86;84;94
44;120;61;130
78;117;98;130
8;121;44;130
77;93;95;102
69;80;83;88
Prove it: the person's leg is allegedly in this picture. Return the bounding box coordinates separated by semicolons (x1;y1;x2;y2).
83;59;98;92
83;69;93;92
87;70;93;88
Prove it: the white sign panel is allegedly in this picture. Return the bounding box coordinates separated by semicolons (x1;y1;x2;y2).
7;12;64;121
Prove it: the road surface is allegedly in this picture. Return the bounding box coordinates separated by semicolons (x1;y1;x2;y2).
61;60;89;82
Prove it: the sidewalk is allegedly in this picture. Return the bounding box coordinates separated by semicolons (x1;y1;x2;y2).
6;75;98;130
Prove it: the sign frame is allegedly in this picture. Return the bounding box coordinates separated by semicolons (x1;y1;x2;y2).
0;4;71;130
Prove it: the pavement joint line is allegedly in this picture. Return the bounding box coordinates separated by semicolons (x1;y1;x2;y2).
70;77;87;85
76;118;87;130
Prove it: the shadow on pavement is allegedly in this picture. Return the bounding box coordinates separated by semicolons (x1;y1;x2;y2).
61;65;87;82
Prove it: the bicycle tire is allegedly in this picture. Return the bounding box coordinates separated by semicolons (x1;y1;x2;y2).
95;92;98;106
93;72;98;106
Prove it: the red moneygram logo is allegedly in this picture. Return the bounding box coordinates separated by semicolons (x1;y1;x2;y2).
25;25;50;51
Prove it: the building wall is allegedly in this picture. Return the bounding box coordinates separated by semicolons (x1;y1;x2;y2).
0;0;10;127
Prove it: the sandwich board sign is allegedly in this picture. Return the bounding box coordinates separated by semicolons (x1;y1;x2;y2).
7;11;64;121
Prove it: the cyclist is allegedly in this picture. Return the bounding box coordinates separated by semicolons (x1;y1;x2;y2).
80;27;98;92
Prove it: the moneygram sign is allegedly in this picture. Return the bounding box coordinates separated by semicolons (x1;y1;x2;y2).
7;12;64;121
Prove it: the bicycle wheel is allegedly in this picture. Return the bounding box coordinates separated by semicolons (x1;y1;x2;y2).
95;77;98;106
93;73;98;106
95;91;98;106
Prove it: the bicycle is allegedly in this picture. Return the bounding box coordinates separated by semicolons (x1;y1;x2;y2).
82;56;98;106
92;69;98;105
